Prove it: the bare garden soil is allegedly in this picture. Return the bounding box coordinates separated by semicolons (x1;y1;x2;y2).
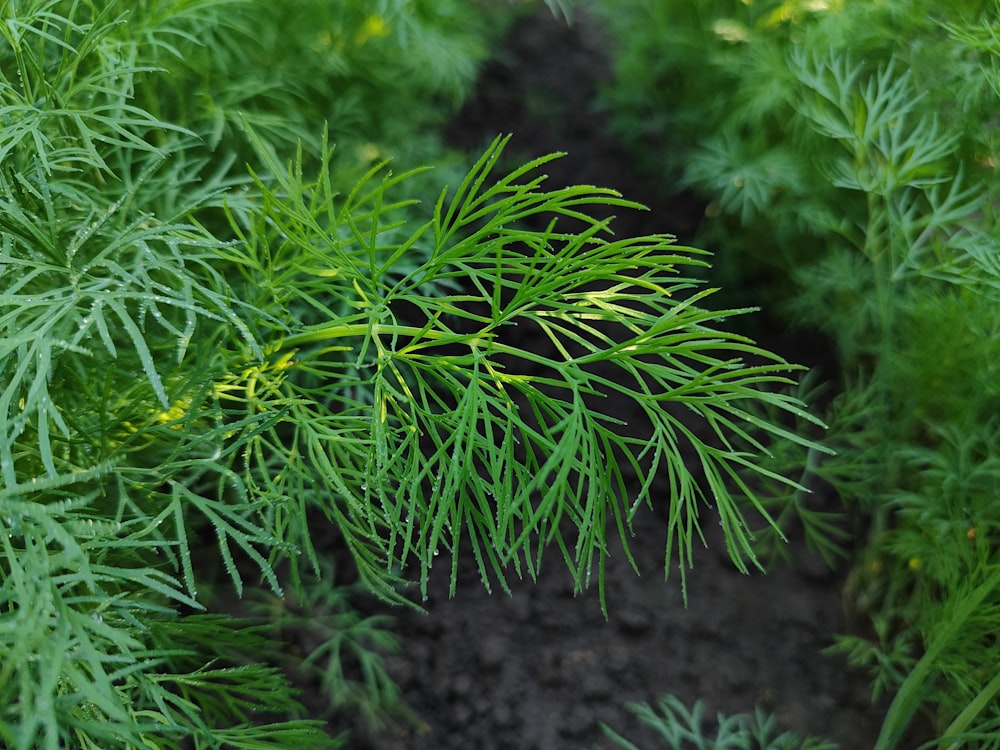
333;7;901;749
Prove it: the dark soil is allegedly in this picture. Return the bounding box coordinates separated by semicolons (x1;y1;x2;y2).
339;7;897;749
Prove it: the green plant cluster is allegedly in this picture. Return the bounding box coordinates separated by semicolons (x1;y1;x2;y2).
0;0;825;747
598;0;1000;746
594;693;836;750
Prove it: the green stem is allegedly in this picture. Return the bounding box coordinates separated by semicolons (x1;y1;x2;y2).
938;668;1000;750
281;322;444;349
280;322;561;373
873;567;1000;750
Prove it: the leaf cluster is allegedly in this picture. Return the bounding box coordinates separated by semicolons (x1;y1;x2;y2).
124;0;502;177
597;0;1000;307
592;694;836;750
220;125;825;612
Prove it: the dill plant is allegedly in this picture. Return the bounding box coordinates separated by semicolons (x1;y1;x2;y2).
598;0;1000;746
0;0;826;747
593;694;835;750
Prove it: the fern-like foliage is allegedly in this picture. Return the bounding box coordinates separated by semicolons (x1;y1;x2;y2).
0;2;332;746
593;694;837;750
221;130;824;611
598;0;1000;746
1;0;825;746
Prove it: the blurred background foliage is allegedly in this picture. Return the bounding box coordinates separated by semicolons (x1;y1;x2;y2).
596;0;1000;745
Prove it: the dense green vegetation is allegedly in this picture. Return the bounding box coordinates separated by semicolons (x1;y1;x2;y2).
4;0;998;746
0;1;832;747
598;0;1000;746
